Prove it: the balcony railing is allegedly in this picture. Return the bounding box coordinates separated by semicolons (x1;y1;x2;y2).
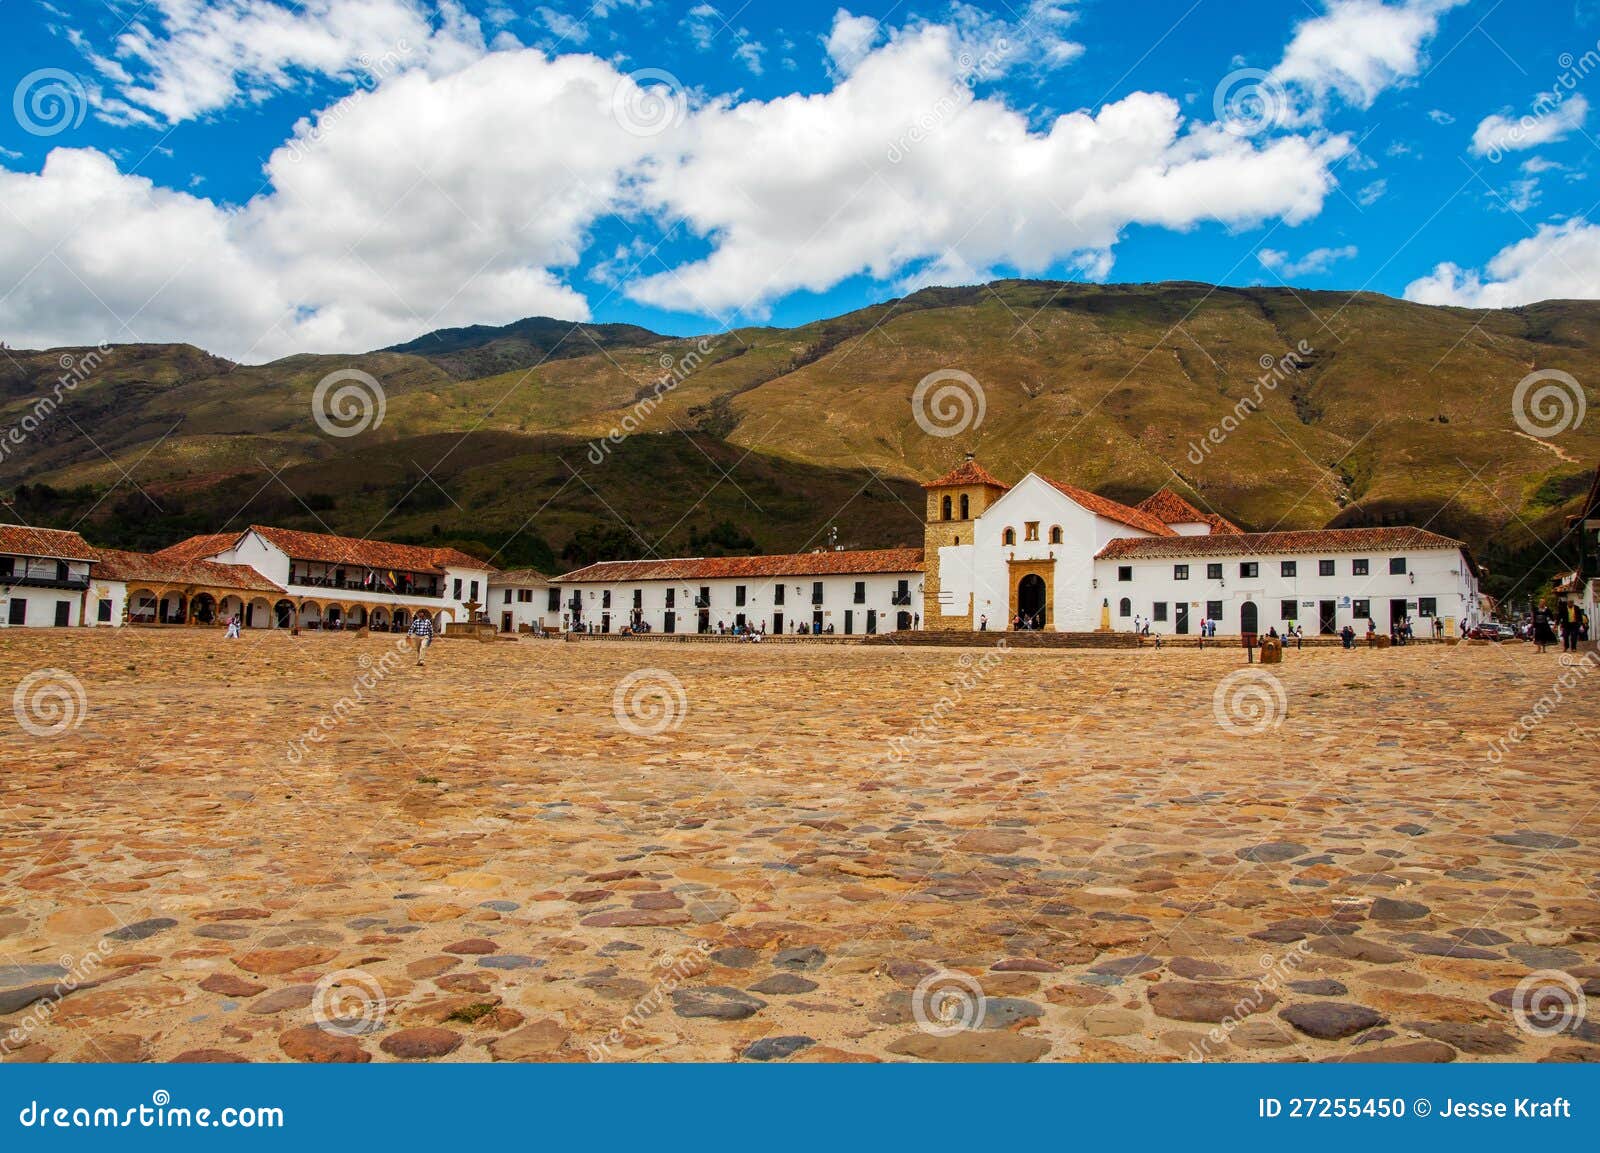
287;573;442;598
891;591;912;605
3;574;91;591
694;596;710;608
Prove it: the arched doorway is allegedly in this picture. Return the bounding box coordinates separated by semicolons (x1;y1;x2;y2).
274;599;295;628
1241;600;1258;634
1017;574;1047;630
192;593;218;624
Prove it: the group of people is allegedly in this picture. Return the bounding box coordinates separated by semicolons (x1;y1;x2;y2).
1532;602;1591;653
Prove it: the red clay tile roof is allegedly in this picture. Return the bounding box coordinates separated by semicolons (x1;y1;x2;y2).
923;457;1010;490
153;532;243;563
1096;526;1468;560
556;548;925;583
92;549;285;593
1136;488;1242;533
1041;478;1177;537
492;567;551;585
0;524;97;561
245;526;492;576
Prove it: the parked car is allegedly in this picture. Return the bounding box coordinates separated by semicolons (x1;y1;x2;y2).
1466;623;1502;640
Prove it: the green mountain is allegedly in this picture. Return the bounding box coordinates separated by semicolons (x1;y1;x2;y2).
3;280;1596;598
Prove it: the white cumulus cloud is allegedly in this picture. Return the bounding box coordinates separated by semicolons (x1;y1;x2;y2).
1404;217;1600;307
1471;93;1589;159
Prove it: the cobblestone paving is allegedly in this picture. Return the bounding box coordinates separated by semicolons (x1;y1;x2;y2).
2;630;1597;1063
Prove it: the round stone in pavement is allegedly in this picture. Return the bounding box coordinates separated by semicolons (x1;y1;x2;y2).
107;917;178;942
246;985;316;1014
381;1027;464;1059
1279;1002;1388;1040
477;955;537;970
1287;979;1348;996
194;925;252;940
773;947;827;970
443;938;498;955
886;1031;1051;1062
710;946;760;969
171;1049;251;1063
277;1026;370;1064
1089;954;1162;976
478;900;520;912
1451;927;1513;946
1492;831;1579;850
978;998;1045;1029
1149;982;1278;1024
748;973;818;995
1506;945;1584;969
0;963;69;986
1236;842;1309;863
671;986;768;1020
742;1035;815;1061
1368;897;1430;921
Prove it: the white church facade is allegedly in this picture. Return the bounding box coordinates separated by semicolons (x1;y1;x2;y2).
921;456;1483;636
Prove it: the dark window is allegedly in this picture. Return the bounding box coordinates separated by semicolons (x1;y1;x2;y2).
1419;597;1437;617
1353;598;1371;619
504;589;512;604
812;581;823;605
1280;561;1296;577
633;589;643;608
1049;525;1063;544
601;590;611;608
1003;528;1016;545
941;495;952;521
1174;564;1189;581
1206;563;1222;580
97;598;112;623
1152;602;1168;622
1389;557;1406;574
1117;566;1132;582
773;585;784;606
1119;597;1131;617
7;599;25;625
853;581;866;604
1353;559;1369;576
1206;600;1223;621
1240;562;1259;578
0;557;12;577
959;494;969;519
453;578;463;599
1281;599;1298;621
666;588;676;607
735;585;747;607
56;560;69;581
547;588;560;611
470;580;479;601
54;600;70;627
1318;559;1335;576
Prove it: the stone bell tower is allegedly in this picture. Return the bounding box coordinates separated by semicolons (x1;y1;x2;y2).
921;453;1009;631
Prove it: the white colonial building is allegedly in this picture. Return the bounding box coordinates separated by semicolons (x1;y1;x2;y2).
0;525;97;627
552;549;924;635
489;568;559;633
922;456;1482;636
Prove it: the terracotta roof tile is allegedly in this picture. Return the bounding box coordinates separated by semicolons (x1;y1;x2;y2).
492;567;552;584
92;549;285;593
923;457;1010;491
1095;526;1468;560
1136;487;1242;533
245;525;491;576
152;532;243;563
1041;478;1177;537
556;548;924;583
0;524;97;561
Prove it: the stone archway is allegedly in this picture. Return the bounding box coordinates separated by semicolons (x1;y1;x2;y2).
274;599;295;628
1006;558;1055;631
192;592;218;624
247;597;273;628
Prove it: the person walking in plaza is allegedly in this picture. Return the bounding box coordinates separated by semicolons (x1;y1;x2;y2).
225;612;241;639
409;612;434;665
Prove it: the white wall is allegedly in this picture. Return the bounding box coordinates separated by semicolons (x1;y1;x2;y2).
556;571;920;634
1096;547;1480;635
0;585;86;627
489;581;560;632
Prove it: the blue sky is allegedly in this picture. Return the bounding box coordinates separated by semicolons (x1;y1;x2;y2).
3;0;1600;361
